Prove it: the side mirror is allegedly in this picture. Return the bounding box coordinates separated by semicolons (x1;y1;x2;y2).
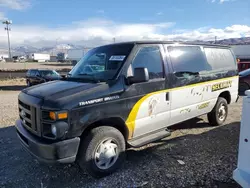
128;67;149;84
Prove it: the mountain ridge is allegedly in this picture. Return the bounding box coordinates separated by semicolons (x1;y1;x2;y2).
2;37;250;56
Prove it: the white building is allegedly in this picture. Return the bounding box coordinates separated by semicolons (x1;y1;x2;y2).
29;53;50;62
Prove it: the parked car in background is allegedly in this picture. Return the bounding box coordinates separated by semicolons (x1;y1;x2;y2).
239;68;250;93
26;69;62;86
237;59;250;72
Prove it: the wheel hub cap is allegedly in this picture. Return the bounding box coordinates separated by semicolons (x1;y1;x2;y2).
218;104;226;121
95;138;118;170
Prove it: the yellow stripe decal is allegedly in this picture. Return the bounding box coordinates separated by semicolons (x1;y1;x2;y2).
125;75;238;139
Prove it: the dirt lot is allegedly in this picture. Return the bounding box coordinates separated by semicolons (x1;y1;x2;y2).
0;62;73;70
0;79;243;188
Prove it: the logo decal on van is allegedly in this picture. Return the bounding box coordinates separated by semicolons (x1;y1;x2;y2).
211;80;232;92
180;108;191;114
79;95;120;106
148;97;159;116
197;102;210;110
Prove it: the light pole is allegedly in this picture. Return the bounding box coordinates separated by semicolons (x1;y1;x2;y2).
2;20;12;59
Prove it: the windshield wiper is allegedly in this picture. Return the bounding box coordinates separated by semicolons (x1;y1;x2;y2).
77;73;94;76
76;73;101;83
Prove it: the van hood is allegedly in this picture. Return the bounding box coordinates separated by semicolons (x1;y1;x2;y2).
23;80;104;100
22;78;124;110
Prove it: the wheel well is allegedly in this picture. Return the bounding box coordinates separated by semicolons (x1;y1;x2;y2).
219;91;231;104
81;117;129;141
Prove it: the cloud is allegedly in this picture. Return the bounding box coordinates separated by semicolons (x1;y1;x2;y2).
0;0;31;10
168;25;250;41
0;12;6;20
156;12;163;16
209;0;235;3
96;10;105;14
0;18;249;48
0;18;175;47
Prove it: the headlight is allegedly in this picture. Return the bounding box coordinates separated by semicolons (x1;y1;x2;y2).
51;124;57;136
50;121;69;138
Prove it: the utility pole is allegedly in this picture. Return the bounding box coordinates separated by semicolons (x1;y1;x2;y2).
113;37;116;43
214;36;217;44
2;20;12;59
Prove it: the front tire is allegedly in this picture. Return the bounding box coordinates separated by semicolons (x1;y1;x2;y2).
207;97;228;126
77;126;126;178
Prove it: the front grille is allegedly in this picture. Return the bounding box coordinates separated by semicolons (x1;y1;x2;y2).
19;99;38;134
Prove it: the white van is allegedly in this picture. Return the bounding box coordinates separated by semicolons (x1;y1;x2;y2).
16;41;239;177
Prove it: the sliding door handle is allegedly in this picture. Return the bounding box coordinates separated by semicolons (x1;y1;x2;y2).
166;92;169;101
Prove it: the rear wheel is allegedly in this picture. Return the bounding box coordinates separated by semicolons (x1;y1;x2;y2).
77;126;126;178
207;97;228;126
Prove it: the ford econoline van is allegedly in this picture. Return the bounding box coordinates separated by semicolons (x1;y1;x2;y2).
15;41;239;177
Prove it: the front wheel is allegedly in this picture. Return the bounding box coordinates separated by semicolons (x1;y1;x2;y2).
207;97;228;126
77;126;126;178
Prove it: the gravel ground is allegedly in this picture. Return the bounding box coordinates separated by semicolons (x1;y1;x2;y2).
0;79;244;188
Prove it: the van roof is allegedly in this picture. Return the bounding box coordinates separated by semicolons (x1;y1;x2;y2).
101;40;231;48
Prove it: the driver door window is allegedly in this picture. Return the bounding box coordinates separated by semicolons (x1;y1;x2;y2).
132;46;164;79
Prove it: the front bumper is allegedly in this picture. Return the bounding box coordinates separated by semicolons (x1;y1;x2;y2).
15;119;80;163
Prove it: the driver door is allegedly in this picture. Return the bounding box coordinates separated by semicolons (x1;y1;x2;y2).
125;44;171;138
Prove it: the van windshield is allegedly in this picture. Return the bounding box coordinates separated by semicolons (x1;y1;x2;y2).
68;43;134;82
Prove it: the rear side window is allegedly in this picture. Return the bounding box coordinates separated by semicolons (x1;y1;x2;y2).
203;48;236;71
132;46;163;79
167;46;211;74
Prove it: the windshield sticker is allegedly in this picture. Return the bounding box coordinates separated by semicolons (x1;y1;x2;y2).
79;95;120;106
109;55;126;61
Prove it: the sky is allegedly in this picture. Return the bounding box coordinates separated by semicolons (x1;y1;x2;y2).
0;0;249;48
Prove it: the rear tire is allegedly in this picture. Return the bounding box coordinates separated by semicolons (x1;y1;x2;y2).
77;126;126;178
207;97;228;126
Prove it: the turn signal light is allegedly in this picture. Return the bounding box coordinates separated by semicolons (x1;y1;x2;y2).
58;112;68;119
49;111;68;120
49;112;56;120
